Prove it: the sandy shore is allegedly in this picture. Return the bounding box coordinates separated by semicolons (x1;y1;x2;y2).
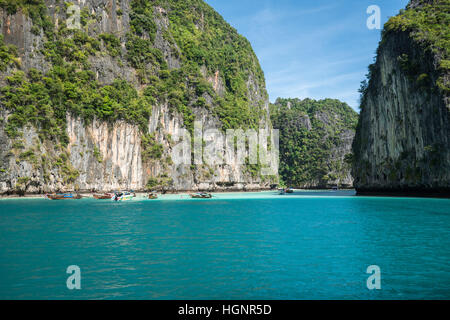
0;189;271;199
0;187;359;199
0;189;359;201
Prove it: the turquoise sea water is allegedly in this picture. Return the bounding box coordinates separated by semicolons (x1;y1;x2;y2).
0;190;449;300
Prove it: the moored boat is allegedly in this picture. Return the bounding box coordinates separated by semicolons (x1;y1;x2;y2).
46;193;83;200
286;188;294;193
189;192;212;199
112;191;134;201
148;192;158;199
93;193;114;199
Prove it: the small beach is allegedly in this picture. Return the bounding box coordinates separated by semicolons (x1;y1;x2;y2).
0;189;359;201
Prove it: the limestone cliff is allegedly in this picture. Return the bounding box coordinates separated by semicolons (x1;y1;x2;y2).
271;98;358;188
352;0;450;196
0;0;277;194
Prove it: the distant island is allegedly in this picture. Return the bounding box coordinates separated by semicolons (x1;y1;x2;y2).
271;98;357;189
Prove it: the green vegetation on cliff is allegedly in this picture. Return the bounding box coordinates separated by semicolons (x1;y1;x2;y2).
383;0;449;91
158;0;268;129
0;1;154;143
0;35;18;71
0;0;272;191
356;0;449;161
271;98;358;188
358;0;449;108
352;0;450;194
0;0;268;145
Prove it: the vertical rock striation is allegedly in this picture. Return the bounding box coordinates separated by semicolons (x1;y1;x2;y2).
353;0;450;196
0;0;277;193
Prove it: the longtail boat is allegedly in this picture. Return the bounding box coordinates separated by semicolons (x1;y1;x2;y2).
189;192;212;199
148;192;158;199
93;193;114;199
46;193;83;200
93;193;113;199
286;188;294;194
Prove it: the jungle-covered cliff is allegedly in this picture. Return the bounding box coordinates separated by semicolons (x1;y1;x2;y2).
271;98;358;188
352;0;450;196
0;0;277;194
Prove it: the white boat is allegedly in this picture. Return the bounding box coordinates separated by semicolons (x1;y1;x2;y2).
112;191;135;201
189;192;212;199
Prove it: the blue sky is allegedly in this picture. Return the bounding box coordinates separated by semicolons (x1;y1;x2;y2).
204;0;409;111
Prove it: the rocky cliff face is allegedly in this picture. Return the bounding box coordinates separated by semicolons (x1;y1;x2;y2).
0;0;277;193
353;0;450;196
271;98;358;188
